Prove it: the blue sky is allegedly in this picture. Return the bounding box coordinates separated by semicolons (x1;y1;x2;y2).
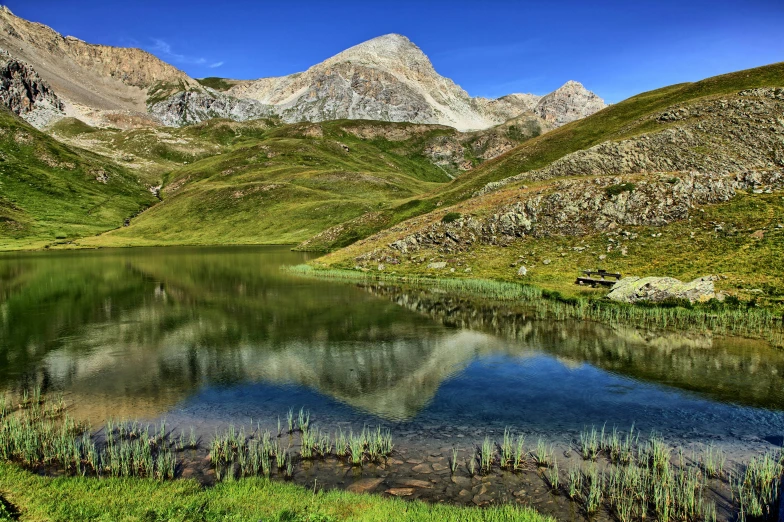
7;0;784;103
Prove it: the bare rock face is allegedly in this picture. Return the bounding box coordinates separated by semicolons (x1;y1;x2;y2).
607;276;719;304
228;34;499;131
0;5;195;119
150;89;274;126
0;50;64;127
476;89;784;197
534;80;607;127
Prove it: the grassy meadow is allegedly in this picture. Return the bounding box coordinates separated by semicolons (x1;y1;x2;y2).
0;110;156;251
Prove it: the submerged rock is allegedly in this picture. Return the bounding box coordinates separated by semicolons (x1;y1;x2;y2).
606;276;720;304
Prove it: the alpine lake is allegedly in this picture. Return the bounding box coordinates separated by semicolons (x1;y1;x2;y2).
2;246;783;521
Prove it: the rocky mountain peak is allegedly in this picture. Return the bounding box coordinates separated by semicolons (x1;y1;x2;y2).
325;33;432;71
534;80;607;126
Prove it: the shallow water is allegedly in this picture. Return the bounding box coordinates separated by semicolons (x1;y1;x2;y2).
2;245;783;446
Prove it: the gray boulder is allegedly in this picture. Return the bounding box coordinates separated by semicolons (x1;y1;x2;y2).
607;276;719;304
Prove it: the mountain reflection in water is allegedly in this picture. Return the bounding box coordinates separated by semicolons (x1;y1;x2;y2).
1;246;783;427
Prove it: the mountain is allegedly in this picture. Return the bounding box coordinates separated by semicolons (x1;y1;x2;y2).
164;34;605;131
533;80;607;126
315;63;784;306
223;34;532;131
0;7;605;131
0;5;195;127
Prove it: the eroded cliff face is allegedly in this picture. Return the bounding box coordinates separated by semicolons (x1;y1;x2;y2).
0;50;64;128
0;5;195;124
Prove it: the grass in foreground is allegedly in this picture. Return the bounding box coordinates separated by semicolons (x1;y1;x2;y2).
0;462;550;522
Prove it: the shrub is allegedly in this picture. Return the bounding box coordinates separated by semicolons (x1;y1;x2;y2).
441;212;462;224
605;183;636;197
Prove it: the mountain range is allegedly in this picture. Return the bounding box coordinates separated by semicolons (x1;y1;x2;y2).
0;6;605;131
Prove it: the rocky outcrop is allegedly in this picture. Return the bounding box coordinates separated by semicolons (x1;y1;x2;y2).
0;5;195;120
149;89;274;126
476;89;784;197
0;50;64;127
606;276;720;304
380;169;784;256
462;112;552;161
534;80;607;127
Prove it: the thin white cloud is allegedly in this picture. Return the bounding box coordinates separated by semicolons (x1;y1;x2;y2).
148;38;218;67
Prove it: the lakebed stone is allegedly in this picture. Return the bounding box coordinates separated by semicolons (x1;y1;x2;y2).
606;276;720;304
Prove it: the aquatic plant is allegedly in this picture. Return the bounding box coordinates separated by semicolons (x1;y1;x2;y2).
335;429;348;458
513;435;527;472
533;438;552;468
480;436;494;473
546;457;560;491
450;446;459;474
701;444;726;479
348;430;364;466
297;408;310;433
580;425;600;461
567;463;583;499
584;465;603;514
735;450;783;522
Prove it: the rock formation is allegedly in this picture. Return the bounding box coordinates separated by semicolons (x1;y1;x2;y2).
0;50;64;127
606;276;720;304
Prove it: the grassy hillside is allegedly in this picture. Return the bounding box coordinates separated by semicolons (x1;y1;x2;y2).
38;114;548;250
320;190;784;309
307;61;784;251
313;62;784;309
0;110;156;250
74;121;469;248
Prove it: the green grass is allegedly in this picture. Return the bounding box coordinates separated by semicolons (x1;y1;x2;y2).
196;77;236;91
76;120;458;248
0;109;156;250
0;462;551;522
321;187;784;308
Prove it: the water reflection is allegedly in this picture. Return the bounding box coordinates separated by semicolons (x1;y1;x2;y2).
1;247;783;428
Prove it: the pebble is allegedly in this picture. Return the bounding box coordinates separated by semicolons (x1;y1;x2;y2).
347;478;385;494
411;463;432;474
386;487;415;497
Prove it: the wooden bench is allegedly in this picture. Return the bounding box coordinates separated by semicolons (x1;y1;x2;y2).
575;269;622;288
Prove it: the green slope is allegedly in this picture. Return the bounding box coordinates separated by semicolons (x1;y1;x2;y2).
0;110;156;250
78;120;461;247
309;61;784;250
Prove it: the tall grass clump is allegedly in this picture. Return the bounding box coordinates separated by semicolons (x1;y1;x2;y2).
735;450;783;522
